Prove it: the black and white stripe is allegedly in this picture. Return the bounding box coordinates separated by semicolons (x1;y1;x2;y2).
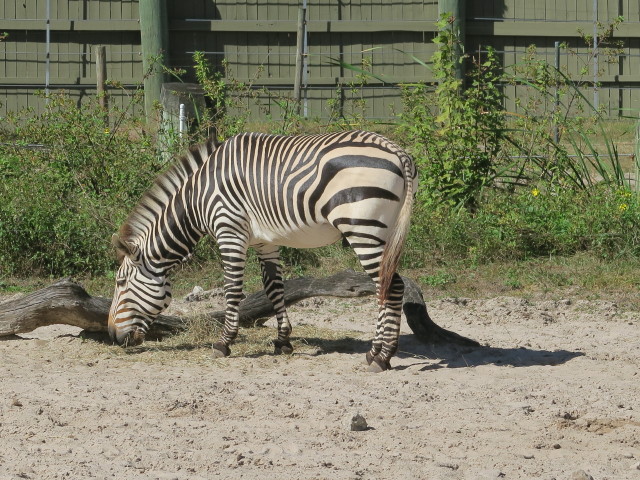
108;130;417;371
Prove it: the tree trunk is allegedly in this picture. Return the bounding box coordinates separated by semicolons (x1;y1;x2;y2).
0;271;477;347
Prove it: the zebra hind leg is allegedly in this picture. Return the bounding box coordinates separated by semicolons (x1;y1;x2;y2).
256;245;293;355
341;240;397;372
367;273;404;373
364;297;385;366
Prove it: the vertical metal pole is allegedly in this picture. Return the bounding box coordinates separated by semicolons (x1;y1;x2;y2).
139;0;169;122
635;118;639;193
593;0;599;110
554;41;560;143
179;103;186;137
293;5;306;114
45;0;51;101
302;0;309;118
95;45;108;124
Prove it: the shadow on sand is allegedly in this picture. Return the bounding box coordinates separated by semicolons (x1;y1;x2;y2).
78;330;584;371
289;333;584;370
395;334;584;370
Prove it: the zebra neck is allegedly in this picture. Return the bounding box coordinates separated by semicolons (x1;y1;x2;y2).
141;188;205;272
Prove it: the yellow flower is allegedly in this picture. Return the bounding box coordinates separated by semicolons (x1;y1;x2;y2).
617;188;632;198
619;203;628;212
104;128;110;135
531;188;540;197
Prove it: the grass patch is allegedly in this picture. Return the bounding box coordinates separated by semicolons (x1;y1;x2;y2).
407;253;640;310
78;320;367;367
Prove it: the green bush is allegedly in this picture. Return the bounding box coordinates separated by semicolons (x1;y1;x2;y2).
0;93;169;276
403;184;640;269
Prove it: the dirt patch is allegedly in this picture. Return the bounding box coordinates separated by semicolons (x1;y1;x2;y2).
1;292;638;479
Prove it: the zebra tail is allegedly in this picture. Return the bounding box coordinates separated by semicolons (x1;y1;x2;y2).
378;154;414;305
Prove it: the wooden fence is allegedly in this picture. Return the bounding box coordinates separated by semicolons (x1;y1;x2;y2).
0;0;639;120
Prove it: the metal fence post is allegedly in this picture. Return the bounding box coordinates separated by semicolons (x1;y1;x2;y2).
45;0;51;101
635;118;639;193
179;103;186;138
554;41;561;143
592;0;599;111
293;5;307;115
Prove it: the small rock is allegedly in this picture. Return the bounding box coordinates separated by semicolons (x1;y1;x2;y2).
284;443;302;455
346;412;368;431
475;470;505;479
185;286;205;302
570;470;594;480
631;462;640;470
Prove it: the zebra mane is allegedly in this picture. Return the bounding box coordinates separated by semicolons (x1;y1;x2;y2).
119;137;219;244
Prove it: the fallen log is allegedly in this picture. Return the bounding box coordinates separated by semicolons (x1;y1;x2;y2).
0;278;184;339
0;271;478;346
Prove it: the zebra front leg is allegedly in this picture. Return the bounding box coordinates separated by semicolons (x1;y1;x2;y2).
256;245;293;355
212;237;249;359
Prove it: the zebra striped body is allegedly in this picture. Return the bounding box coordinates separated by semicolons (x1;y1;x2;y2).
109;130;417;371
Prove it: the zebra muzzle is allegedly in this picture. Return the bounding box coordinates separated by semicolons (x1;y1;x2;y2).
115;327;146;347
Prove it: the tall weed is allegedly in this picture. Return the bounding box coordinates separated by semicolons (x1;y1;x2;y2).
503;19;636;191
398;15;507;210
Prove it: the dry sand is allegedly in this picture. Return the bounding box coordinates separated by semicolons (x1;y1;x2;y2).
1;289;639;479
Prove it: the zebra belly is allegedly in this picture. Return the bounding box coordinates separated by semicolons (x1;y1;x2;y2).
249;221;342;248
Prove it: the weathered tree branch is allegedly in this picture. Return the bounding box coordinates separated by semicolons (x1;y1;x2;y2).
0;271;478;346
0;278;184;339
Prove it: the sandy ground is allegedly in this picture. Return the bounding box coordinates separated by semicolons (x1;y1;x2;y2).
1;287;639;480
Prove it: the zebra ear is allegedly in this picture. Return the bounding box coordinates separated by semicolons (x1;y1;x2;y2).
111;234;140;262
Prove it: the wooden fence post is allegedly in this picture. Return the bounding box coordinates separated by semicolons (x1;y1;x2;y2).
139;0;169;122
95;45;108;125
438;0;465;82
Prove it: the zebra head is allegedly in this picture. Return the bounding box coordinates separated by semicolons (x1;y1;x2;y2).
108;234;172;346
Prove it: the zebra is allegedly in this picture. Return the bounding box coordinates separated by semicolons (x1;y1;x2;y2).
108;130;417;372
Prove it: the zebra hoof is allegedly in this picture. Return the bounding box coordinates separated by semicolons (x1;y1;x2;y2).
366;355;391;373
273;339;294;355
365;351;376;365
212;342;230;358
